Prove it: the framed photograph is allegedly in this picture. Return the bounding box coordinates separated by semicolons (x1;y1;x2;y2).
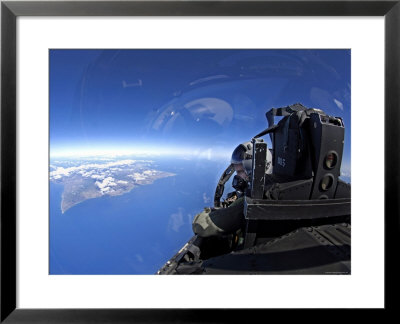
1;0;398;321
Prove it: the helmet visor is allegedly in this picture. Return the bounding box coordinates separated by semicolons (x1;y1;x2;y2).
231;144;248;164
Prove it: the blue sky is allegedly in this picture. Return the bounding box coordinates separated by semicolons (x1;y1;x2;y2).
49;49;350;173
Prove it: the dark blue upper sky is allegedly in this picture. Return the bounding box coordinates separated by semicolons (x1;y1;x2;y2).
50;49;350;172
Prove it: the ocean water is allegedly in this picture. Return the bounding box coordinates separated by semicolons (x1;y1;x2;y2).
49;158;226;275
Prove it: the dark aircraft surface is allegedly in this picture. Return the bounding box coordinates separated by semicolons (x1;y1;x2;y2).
157;104;351;275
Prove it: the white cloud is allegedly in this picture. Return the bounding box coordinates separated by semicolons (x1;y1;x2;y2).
49;160;137;179
91;174;104;180
82;171;93;177
95;177;117;192
100;186;110;194
128;172;146;181
50;167;73;178
117;180;128;184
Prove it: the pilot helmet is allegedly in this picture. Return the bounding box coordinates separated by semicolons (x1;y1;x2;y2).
231;141;253;174
231;140;273;176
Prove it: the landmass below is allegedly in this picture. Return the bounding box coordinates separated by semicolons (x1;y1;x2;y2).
50;161;175;213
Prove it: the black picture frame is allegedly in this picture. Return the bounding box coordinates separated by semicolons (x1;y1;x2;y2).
1;0;398;322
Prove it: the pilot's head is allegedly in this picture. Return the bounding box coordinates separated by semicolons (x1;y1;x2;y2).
230;140;273;193
231;142;253;192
